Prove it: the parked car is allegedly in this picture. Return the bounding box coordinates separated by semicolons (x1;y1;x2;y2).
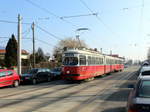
0;69;20;88
50;67;62;80
127;76;150;112
20;68;51;84
138;66;150;79
124;64;129;68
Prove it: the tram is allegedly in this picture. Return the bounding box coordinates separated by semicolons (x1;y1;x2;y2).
62;48;124;80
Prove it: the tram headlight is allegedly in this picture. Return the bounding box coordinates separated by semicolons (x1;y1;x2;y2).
66;71;70;74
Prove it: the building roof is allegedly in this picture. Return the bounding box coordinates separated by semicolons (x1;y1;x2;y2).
0;49;5;54
0;48;29;55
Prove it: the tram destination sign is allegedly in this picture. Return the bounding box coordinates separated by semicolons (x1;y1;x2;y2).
65;53;74;57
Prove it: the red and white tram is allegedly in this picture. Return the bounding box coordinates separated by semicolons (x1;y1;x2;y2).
62;48;124;80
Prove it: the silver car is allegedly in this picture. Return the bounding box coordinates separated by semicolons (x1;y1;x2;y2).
127;76;150;112
138;66;150;79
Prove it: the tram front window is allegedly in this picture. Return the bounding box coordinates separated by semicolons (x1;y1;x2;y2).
63;57;78;65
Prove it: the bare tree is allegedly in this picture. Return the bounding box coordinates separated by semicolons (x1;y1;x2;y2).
53;37;87;66
147;48;150;60
56;37;87;50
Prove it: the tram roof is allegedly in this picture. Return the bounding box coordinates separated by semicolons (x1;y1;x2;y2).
63;48;124;60
64;48;102;56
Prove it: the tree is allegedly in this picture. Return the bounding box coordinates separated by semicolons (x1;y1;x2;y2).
53;37;87;66
30;47;46;65
36;47;46;63
4;34;18;68
147;48;150;60
0;59;5;67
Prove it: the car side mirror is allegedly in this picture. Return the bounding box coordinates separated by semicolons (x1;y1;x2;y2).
128;84;135;89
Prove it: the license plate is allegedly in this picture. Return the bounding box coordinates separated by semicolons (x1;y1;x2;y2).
25;77;30;79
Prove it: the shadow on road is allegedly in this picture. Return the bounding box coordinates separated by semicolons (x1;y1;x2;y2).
105;89;130;102
102;107;126;112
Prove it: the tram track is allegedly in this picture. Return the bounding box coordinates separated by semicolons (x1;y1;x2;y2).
0;69;132;112
20;71;131;112
0;80;77;99
67;71;137;112
0;69;126;99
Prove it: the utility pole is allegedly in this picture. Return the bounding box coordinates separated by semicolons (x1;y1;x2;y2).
31;22;35;68
17;14;22;75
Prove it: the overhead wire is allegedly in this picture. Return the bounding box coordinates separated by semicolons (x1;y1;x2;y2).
35;25;62;41
21;37;54;47
35;38;54;47
25;0;78;28
0;19;61;45
60;13;98;19
22;27;31;38
0;19;31;25
0;36;10;38
79;0;121;38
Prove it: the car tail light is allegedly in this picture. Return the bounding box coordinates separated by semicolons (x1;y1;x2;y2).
128;104;138;112
128;109;137;112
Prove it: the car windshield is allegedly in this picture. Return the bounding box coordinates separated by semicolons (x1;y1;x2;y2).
63;57;78;66
28;69;38;74
138;80;150;98
142;71;150;76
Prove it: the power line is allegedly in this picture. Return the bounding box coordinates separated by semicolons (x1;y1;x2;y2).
0;40;8;42
0;36;10;38
36;38;54;47
0;36;31;40
79;0;94;13
22;37;54;47
22;27;31;38
22;27;31;34
0;19;31;25
79;0;120;38
36;25;62;40
25;0;78;27
60;13;98;19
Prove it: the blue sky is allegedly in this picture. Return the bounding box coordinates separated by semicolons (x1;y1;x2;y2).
0;0;150;61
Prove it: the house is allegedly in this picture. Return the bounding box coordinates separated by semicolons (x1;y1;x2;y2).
0;47;29;60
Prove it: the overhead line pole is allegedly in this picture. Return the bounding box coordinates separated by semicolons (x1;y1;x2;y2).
17;14;22;75
31;22;35;68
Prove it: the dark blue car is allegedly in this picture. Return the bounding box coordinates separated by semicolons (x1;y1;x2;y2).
20;68;51;84
50;67;62;79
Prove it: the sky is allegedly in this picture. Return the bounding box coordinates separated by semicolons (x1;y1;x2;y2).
0;0;150;61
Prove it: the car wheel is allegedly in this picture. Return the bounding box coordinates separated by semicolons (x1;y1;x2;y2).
32;79;37;85
13;80;19;87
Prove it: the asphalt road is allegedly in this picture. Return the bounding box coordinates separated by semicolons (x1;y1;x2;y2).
0;66;138;112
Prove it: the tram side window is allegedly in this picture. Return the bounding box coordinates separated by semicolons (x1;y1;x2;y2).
100;58;102;65
112;60;114;64
106;59;108;65
110;59;112;64
91;57;94;65
79;55;86;65
98;58;101;65
108;59;110;65
94;57;96;65
88;56;91;65
96;57;98;65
